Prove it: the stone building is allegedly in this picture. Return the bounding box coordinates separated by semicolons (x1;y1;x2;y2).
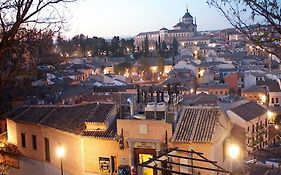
4;102;233;175
134;7;197;50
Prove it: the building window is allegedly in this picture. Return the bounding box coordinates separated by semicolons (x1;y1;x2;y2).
32;135;37;150
272;98;274;104
44;137;50;162
256;122;259;132
276;98;279;104
21;133;26;148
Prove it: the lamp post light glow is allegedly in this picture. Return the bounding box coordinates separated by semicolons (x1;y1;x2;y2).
260;94;267;104
57;146;65;158
57;145;65;175
267;111;275;124
228;144;240;160
190;88;194;94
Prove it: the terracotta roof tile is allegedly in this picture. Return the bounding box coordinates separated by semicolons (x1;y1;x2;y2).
81;106;130;139
230;101;266;121
172;106;220;143
8;103;116;135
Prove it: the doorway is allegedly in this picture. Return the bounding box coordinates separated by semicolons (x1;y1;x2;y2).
134;148;156;175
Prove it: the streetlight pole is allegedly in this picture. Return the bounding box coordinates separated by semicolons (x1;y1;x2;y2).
56;145;65;175
60;158;64;175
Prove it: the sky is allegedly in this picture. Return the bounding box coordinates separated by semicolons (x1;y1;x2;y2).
65;0;232;38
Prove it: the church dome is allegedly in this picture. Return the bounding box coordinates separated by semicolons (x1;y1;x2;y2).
173;22;187;28
182;11;193;19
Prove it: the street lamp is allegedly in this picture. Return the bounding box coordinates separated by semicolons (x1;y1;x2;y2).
227;143;240;174
56;145;65;175
267;111;276;124
228;144;240;160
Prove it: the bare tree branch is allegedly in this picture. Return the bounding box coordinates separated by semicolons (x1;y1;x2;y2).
207;0;281;58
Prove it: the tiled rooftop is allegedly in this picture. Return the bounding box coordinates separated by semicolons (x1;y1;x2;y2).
7;103;116;135
172;106;220;143
81;106;130;139
242;85;268;93
230;101;266;121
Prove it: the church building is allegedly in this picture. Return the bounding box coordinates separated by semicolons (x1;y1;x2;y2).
134;7;197;51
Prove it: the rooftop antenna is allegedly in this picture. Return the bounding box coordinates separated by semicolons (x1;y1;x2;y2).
186;4;189;12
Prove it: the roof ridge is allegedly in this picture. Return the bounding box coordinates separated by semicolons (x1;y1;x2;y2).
13;107;30;120
39;107;57;124
209;110;220;143
87;103;100;122
171;108;187;142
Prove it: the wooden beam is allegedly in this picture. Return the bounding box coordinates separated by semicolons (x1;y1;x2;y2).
176;149;203;155
155;159;231;173
190;149;228;172
166;154;217;163
139;147;178;166
141;164;196;175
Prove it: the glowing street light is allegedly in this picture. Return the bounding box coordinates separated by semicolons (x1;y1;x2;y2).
267;111;276;124
56;145;65;175
190;88;194;94
260;94;267;104
228;144;240;160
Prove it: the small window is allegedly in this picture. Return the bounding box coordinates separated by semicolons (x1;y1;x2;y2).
21;133;26;148
32;135;37;150
276;98;279;104
44;137;50;162
272;98;274;104
256;123;259;132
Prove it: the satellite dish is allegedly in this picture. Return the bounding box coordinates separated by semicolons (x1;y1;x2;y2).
163;93;170;103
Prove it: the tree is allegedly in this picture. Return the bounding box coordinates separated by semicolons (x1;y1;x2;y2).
155;41;158;51
158;35;161;53
110;36;120;57
144;35;149;56
160;41;168;57
207;0;281;58
113;61;132;75
137;57;150;72
0;0;76;87
172;37;179;56
157;57;165;73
